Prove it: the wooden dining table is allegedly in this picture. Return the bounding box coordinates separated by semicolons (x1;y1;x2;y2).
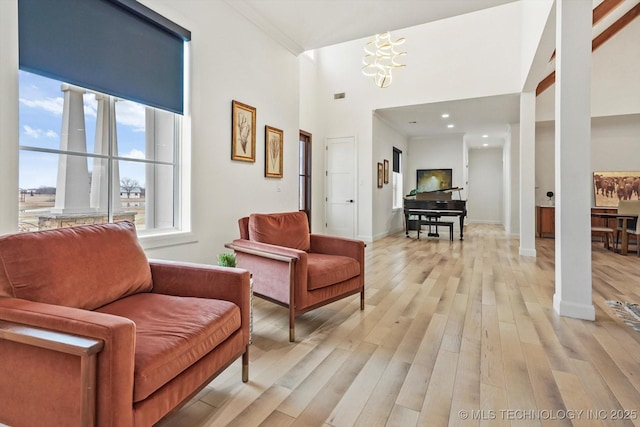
591;212;639;255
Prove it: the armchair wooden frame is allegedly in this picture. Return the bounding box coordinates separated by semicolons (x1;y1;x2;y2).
225;243;365;342
0;320;104;426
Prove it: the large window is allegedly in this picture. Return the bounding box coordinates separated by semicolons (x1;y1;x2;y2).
18;71;179;232
17;0;190;233
392;147;403;209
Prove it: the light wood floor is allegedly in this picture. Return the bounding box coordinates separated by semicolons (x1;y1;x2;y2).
157;224;640;427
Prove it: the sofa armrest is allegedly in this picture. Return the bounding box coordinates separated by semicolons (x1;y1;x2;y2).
0;319;103;426
227;239;306;261
310;234;365;263
148;260;251;344
149;259;250;303
0;297;136;427
226;240;307;306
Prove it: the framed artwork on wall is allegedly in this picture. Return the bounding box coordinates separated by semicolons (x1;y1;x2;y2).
377;162;384;188
416;168;452;192
593;171;640;207
265;125;284;178
231;100;256;162
384;159;389;184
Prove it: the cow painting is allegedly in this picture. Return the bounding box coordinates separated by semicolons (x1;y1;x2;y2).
593;171;640;207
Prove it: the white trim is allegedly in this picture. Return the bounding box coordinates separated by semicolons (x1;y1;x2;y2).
553;294;595;321
139;231;197;250
519;247;537;257
223;0;304;55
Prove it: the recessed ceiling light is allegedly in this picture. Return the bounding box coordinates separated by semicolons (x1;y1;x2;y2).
447;124;454;128
483;143;489;147
441;113;450;118
482;134;489;138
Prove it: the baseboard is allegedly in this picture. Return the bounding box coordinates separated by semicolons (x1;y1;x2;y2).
519;247;537;257
553;294;595;321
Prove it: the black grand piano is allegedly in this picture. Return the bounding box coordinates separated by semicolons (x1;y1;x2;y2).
404;187;467;240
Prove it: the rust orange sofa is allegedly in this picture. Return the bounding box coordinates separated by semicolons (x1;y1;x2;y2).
0;222;250;427
227;211;365;342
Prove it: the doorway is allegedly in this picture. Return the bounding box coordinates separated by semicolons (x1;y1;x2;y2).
468;148;503;224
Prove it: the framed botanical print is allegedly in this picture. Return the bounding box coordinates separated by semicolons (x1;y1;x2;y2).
384;159;389;184
377;162;384;188
265;125;283;178
231;100;256;162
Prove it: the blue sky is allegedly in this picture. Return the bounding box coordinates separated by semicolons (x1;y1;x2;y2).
19;70;149;189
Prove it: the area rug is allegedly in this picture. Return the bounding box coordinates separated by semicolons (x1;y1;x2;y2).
606;301;640;332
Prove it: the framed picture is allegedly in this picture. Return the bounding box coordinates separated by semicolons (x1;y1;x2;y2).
384;159;389;184
265;125;284;178
377;162;384;188
593;171;640;207
416;168;452;192
231;100;256;162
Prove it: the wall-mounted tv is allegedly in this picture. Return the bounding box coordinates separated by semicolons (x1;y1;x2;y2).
416;168;452;192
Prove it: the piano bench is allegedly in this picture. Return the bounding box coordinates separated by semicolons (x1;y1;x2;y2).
420;221;454;241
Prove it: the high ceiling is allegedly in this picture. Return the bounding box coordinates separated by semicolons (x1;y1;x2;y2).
224;0;518;55
226;0;637;148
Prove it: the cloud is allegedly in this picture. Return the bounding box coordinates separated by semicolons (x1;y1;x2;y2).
83;95;98;118
116;100;146;132
23;125;40;138
19;96;64;115
123;148;146;159
23;125;58;139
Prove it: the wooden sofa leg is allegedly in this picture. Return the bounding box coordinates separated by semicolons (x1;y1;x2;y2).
242;348;249;383
289;306;295;342
360;290;365;310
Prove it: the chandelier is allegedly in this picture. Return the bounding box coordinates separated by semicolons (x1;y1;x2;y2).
362;31;406;88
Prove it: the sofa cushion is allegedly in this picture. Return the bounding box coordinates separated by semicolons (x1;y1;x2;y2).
306;253;360;291
96;292;241;402
0;221;152;309
248;212;310;251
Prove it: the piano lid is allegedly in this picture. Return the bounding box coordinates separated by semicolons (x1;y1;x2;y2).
410;187;464;201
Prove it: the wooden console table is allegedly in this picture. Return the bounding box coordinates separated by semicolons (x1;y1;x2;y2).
536;206;619;239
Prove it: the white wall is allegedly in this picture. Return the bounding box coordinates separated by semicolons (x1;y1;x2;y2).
407;136;465;197
372;114;409;239
507;125;520;235
535;114;640;206
312;2;528;241
536;17;640;121
1;0;301;263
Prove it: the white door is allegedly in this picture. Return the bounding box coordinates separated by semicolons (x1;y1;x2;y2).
325;137;356;238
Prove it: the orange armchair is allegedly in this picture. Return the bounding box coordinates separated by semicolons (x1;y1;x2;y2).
226;211;365;342
0;222;250;427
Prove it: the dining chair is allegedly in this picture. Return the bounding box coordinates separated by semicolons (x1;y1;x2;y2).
616;200;640;256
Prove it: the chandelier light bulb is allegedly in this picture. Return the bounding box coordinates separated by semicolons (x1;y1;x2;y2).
362;31;407;88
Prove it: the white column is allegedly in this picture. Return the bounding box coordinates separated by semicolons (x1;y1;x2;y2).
52;85;91;214
90;95;121;213
0;0;18;234
553;0;595;321
145;107;175;229
145;108;155;228
519;91;536;257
